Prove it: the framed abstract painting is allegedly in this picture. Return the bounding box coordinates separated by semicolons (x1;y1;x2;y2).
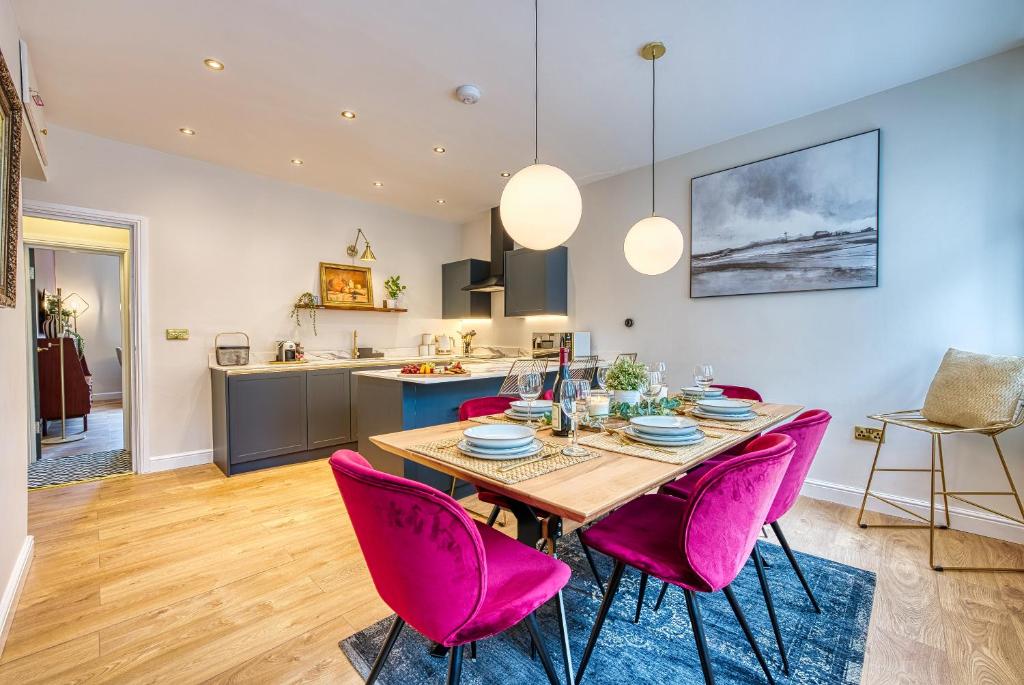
690;129;879;298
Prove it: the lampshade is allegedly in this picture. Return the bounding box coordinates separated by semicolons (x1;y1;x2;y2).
623;215;684;275
359;243;376;262
499;163;582;250
62;292;90;317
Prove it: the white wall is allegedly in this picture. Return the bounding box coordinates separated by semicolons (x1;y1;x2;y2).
50;249;122;397
0;0;30;649
23;126;465;469
464;47;1024;540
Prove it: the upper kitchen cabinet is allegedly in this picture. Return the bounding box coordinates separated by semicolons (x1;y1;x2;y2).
503;246;568;317
442;258;491;319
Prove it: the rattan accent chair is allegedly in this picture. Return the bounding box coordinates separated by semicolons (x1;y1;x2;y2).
858;349;1024;572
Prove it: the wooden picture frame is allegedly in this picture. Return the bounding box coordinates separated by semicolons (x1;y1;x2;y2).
0;48;22;308
319;262;374;309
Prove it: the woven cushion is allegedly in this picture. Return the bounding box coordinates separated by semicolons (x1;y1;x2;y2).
921;348;1024;428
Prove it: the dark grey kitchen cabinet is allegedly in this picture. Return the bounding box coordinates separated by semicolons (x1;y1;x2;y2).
503;246;568;317
306;368;352;448
442;259;491;319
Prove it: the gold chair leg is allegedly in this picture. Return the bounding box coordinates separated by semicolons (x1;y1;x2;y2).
993;435;1024;524
857;422;888;528
936;435;951;529
929;434;937;570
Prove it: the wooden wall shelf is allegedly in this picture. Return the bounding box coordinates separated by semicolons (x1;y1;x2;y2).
295;304;407;313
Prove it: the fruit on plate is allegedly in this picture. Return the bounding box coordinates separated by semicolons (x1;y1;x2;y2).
401;362;439;374
446;361;468;374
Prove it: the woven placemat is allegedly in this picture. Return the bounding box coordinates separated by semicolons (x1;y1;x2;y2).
468;414;550;431
577;430;730;466
408;437;593;485
680;409;784;433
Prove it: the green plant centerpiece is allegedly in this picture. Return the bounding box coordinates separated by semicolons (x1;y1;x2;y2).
605;357;648;405
384;275;407;308
289;292;318;335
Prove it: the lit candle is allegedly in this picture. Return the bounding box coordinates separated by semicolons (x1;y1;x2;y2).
587;394;610;417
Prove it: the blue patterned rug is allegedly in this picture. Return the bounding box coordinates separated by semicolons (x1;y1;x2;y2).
340;533;874;684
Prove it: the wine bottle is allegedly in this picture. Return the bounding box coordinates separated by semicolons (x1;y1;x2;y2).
551;347;571;437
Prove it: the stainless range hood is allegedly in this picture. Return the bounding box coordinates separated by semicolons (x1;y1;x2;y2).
463;207;515;292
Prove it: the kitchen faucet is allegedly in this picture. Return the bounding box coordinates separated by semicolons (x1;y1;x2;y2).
352;330;359;359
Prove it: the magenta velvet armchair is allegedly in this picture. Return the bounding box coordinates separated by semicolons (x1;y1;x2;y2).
711;384;763;401
329;450;570;685
575;434;796;685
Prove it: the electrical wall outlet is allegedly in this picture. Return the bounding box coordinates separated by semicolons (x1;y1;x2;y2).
854;426;884;443
166;328;190;340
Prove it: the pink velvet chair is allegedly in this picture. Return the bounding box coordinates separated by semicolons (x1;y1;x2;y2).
711;384;763;401
575;434;796;685
329;450;570;685
458;396;514;421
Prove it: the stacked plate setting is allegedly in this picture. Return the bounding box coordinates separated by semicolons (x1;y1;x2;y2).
681;386;724;401
458;424;542;460
623;415;705;447
504;399;552;422
691;398;758;422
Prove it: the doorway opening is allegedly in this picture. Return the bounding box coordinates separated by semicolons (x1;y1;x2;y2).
23;212;138;488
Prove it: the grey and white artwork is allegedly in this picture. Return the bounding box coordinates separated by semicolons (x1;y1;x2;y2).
690;129;879;298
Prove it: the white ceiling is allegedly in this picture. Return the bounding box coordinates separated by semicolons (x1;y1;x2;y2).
14;0;1024;222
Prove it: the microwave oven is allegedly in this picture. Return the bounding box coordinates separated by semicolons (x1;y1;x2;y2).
531;332;591;360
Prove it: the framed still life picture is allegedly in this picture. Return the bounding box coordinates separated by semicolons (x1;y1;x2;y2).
320;262;374;308
690;129;879;298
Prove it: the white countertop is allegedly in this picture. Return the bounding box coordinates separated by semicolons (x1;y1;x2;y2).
211;354;477;375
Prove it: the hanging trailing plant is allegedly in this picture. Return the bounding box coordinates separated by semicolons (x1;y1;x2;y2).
289;292;319;336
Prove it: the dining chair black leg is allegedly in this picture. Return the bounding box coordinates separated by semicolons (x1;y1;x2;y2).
446;644;464;685
771;521;821;613
760;528;772;567
683;589;715;685
722;585;776;685
654;581;670;612
578;530;604;588
633;571;649;623
524;612;560;685
365;615;405;685
575;560;626;684
486;505;500;527
752;543;788;674
469;641;477;660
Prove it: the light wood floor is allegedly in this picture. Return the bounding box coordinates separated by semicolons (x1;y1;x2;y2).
1;459;1022;684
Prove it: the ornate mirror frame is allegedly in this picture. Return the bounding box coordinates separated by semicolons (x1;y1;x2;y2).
0;47;22;308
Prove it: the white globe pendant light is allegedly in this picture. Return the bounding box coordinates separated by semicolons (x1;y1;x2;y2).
624;42;684;275
499;0;581;250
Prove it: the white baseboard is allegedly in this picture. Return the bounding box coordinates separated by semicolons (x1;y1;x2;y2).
802;477;1024;544
0;536;34;658
144;448;212;473
92;391;123;401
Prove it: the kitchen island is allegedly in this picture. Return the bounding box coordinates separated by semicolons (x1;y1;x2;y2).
353;362;555;497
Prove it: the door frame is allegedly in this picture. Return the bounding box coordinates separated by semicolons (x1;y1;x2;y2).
22;200;149;473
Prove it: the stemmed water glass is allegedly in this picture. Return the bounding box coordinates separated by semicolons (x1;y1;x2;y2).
559;379;591;456
693;363;714;399
517;370;543;426
595;366;609;393
642;370;663;415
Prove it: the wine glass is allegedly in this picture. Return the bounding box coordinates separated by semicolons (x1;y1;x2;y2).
595;366;609;393
560;379;591;457
642;370;663;415
654;361;667;397
517;370;543;426
693;363;714;399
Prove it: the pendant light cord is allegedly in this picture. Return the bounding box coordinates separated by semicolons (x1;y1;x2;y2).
534;0;539;165
651;51;656;216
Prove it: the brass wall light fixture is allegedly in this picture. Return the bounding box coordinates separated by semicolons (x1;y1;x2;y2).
345;228;376;262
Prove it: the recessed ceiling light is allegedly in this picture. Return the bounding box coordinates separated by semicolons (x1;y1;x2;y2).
373;181;384;187
433;146;446;154
290;158;304;166
203;58;225;71
179;127;196;136
500;171;511;177
340;110;357;120
436;199;446;205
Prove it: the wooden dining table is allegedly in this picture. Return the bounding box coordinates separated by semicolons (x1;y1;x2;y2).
369;401;804;685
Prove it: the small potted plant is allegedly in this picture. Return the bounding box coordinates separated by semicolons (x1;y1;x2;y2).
605;357;647;405
384;275;406;309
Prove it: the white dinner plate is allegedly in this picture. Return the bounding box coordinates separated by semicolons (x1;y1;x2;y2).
622;426;705;447
629;415;699;436
463;424;535;449
691;409;757;422
504;408;548;421
696;398;755;413
457;439;543;460
510;400;552;413
681;386;723;397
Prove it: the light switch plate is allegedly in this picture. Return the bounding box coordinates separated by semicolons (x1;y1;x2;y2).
166;328;189;340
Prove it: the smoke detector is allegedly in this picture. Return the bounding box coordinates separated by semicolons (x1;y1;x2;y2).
455;84;481;105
